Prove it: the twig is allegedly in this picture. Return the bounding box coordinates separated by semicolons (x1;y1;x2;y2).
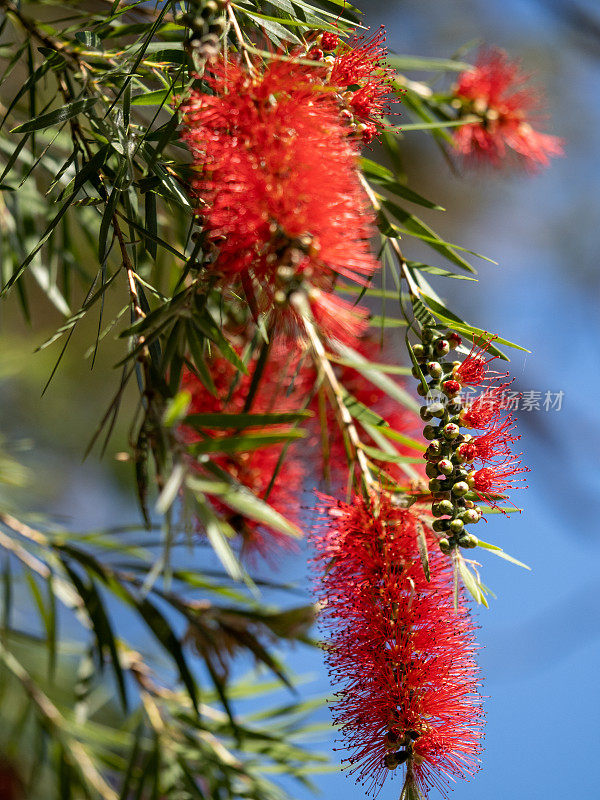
290;292;375;492
226;3;255;72
358;172;421;298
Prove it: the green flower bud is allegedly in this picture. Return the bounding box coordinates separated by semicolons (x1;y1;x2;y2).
423;425;438;440
427;361;443;379
425;444;442;463
459;509;480;525
422;327;437;343
428;402;446;418
434;338;450;356
438;537;451;554
452;481;469;497
459;533;479;549
438;458;454;476
428;478;442;492
425;462;439;479
432;519;449;532
201;1;219;16
442;423;460;440
419;405;433;421
208;18;226;35
432;499;454;516
384;751;409;769
412;343;426;361
449;518;464;535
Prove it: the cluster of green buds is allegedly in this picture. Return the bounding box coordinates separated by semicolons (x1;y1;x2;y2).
412;326;481;554
180;0;227;62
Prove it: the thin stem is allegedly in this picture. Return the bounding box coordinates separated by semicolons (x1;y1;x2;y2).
227;4;255;72
290;292;375;492
358;172;421;298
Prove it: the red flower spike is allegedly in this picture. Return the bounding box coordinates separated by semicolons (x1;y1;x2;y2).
452;47;564;169
179;57;378;342
313;493;483;797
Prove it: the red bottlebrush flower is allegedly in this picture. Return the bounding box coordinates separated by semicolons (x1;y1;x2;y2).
457;416;520;465
179;57;378;343
453;337;506;388
180;344;311;556
472;456;529;497
313;493;483;797
452;47;564;169
330;27;394;136
460;382;512;430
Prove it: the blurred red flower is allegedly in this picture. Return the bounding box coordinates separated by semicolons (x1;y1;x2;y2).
453;48;564;169
180;344;311;557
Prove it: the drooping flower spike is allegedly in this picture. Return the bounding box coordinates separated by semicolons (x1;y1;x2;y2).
179;56;378;343
313;492;484;797
452;47;564;169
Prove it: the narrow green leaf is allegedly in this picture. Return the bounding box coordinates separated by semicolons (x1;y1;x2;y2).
477;539;531;570
193;500;243;581
11;98;97;133
131;89;174;106
361;445;422;464
74;31;102;50
185;411;312;429
187;477;302;539
389;55;472;72
189;429;306;456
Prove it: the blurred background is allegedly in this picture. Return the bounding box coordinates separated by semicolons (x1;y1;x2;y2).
1;0;599;798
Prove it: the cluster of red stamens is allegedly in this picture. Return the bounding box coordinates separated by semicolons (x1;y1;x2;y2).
313;493;483;797
306;26;394;143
